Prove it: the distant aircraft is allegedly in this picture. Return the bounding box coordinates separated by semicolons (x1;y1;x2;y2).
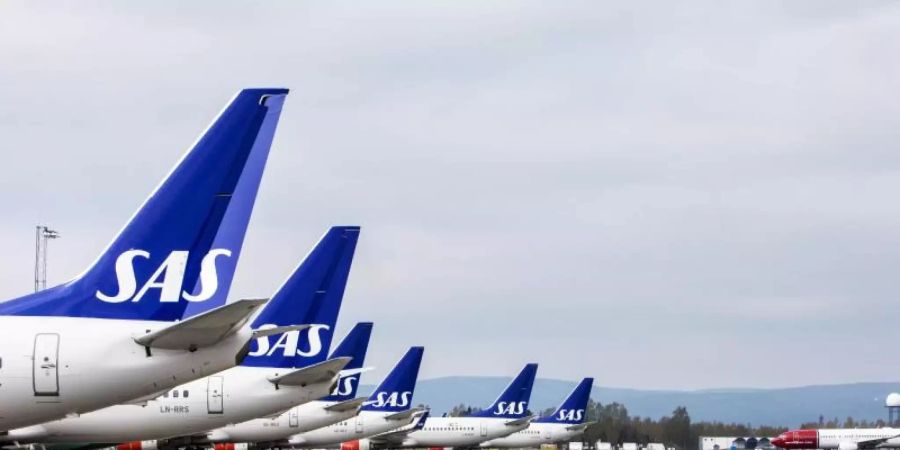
479;377;594;448
207;322;375;445
207;346;426;450
772;428;900;450
286;346;426;449
2;226;360;446
368;363;539;449
0;88;288;430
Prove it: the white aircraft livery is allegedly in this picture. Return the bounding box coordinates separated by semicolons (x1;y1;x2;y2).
207;322;376;447
480;377;594;448
367;363;539;449
0;88;289;431
2;226;362;447
212;346;426;450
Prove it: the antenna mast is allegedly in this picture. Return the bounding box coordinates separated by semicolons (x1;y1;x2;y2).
34;225;60;292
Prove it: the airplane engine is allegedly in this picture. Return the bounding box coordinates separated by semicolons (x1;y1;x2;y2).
342;439;371;450
116;441;161;450
838;442;859;450
214;444;250;450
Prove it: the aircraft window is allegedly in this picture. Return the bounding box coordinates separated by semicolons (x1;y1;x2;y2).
0;357;3;368
173;390;179;398
183;390;189;398
163;391;169;398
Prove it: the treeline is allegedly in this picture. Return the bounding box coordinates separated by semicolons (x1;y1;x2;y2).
443;400;788;450
798;415;887;429
580;400;787;450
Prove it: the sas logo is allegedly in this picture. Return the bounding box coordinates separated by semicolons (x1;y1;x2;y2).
557;408;584;422
367;391;412;408
96;249;231;303
248;324;331;358
494;401;527;416
332;375;358;396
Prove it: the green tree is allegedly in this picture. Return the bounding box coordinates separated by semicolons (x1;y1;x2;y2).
663;406;691;450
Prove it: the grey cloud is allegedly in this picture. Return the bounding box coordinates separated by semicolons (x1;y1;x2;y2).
1;1;899;389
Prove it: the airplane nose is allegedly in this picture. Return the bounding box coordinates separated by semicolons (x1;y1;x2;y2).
771;438;785;448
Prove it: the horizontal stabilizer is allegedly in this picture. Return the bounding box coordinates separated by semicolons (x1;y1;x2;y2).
339;366;374;378
567;420;597;431
384;407;425;421
324;397;367;412
2;425;48;442
370;410;429;445
134;298;267;350
121;388;170;406
252;324;309;339
267;357;351;387
261;408;292;420
505;415;535;427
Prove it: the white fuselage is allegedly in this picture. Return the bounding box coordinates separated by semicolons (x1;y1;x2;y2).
394;416;527;448
4;366;337;443
0;316;250;431
480;422;583;448
820;429;900;449
210;400;358;444
289;410;415;448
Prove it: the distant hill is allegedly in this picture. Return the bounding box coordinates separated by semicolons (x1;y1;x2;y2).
361;378;900;427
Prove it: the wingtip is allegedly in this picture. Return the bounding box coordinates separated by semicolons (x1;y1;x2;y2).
236;297;270;306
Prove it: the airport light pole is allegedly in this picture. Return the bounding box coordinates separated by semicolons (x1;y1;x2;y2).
34;225;60;292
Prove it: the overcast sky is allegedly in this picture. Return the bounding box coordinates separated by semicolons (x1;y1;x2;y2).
1;1;899;390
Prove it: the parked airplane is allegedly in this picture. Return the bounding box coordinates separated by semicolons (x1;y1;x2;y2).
480;377;594;448
0;88;289;430
207;322;375;445
2;226;360;446
366;363;538;449
328;411;430;450
772;428;900;450
285;346;426;449
212;346;425;450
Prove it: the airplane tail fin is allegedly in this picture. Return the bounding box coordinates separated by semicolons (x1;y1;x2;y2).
471;363;538;419
321;322;374;401
0;89;288;321
534;377;593;424
241;226;361;369
360;346;425;412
